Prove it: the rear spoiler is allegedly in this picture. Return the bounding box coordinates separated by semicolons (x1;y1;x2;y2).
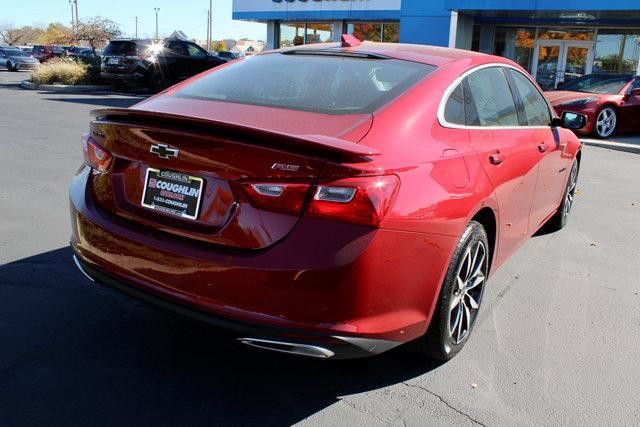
90;108;381;162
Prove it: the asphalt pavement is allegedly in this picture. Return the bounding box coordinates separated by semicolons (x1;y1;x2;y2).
1;70;639;426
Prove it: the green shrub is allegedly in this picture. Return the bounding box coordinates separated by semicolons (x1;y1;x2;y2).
30;58;88;85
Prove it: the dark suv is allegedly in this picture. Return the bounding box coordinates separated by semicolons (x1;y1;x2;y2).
101;39;226;91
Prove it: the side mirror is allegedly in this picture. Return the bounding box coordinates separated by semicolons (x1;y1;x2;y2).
630;88;640;97
553;111;587;130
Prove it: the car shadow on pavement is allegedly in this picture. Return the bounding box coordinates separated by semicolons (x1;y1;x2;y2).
0;247;442;425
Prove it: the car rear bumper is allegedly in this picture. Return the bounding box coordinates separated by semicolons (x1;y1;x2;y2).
70;166;456;358
100;71;147;85
16;62;38;70
72;253;402;359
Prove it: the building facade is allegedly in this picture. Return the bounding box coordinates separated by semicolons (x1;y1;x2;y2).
232;0;640;89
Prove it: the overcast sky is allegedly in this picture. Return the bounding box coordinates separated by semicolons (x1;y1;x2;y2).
0;0;267;41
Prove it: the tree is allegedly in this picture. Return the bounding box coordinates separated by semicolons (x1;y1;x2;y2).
211;41;225;52
74;17;121;53
41;23;74;45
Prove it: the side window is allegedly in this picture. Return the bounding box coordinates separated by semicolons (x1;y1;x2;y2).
465;67;519;126
444;83;465;125
630;78;640;91
186;43;206;58
167;41;187;56
507;69;551;126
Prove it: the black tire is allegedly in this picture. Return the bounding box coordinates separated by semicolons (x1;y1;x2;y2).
592;106;617;139
412;221;489;361
149;71;168;93
546;158;579;232
7;61;16;72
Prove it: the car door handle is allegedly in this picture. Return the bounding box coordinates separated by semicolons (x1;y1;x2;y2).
489;152;505;165
538;143;549;153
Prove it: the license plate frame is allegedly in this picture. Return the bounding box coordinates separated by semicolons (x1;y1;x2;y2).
141;168;204;220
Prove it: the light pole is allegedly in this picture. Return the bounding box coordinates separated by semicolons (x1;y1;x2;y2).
205;9;210;50
134;16;138;39
74;0;79;26
208;0;213;51
68;0;75;27
153;7;160;40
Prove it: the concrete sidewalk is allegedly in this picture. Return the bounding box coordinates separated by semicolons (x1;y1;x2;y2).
580;134;640;154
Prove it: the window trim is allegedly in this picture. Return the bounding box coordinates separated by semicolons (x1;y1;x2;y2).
437;63;556;130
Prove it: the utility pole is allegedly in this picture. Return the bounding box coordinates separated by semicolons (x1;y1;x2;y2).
208;0;213;51
68;0;75;27
205;9;210;51
154;7;160;40
135;16;139;39
74;0;79;26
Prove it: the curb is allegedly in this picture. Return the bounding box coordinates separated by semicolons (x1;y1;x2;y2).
21;80;113;92
581;140;640;155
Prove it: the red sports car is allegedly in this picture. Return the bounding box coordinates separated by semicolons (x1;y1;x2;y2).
70;38;585;360
546;74;640;138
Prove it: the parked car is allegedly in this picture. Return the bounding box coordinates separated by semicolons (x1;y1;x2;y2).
66;46;91;58
0;47;40;71
100;38;226;91
71;38;584;360
215;50;245;62
546;74;640;138
18;46;33;54
31;45;64;62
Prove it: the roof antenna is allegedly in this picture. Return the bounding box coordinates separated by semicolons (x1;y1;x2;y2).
341;34;362;48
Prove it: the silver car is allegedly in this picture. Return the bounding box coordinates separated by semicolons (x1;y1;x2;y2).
0;48;40;71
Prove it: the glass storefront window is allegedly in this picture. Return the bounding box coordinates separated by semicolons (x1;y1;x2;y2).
494;27;536;73
279;22;305;48
538;28;595;41
594;30;640;74
305;23;333;45
382;23;400;43
347;22;400;43
348;23;381;42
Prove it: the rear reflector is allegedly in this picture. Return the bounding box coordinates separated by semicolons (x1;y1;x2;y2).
241;175;399;227
81;133;112;173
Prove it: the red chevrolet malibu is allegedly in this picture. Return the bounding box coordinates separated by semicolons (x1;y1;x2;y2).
70;38;585;360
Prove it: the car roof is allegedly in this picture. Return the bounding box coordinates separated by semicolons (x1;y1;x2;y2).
266;42;501;68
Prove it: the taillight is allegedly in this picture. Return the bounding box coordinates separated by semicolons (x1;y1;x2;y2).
81;133;112;173
240;175;399;227
306;175;400;226
240;182;311;216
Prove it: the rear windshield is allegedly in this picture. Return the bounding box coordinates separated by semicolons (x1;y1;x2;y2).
175;52;436;115
104;41;149;56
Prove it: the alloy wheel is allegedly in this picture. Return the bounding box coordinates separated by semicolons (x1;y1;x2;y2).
563;162;578;220
595;107;616;138
448;241;487;345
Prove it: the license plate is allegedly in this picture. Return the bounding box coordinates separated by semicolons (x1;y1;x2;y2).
141;168;204;220
107;57;120;65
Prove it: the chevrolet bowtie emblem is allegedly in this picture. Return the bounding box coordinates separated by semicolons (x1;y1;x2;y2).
150;144;179;159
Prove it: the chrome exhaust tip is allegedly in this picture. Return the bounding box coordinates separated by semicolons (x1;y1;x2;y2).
238;338;335;358
72;255;96;283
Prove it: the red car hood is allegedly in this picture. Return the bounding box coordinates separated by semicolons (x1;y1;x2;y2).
131;94;374;143
545;90;622;106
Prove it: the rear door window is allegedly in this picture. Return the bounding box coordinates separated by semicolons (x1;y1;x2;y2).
176;53;436;115
464;67;519;126
444;83;465;125
506;69;552;126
